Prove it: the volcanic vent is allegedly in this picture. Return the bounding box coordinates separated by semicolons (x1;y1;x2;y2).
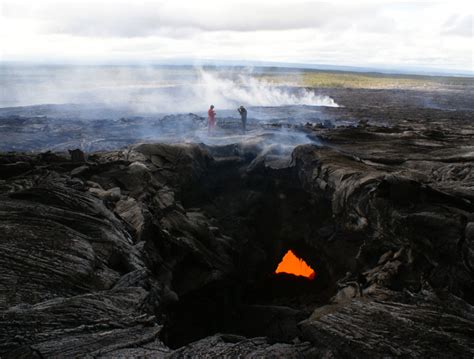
275;250;316;279
154;140;344;349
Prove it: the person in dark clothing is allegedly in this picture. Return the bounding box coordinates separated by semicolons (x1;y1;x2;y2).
237;105;247;133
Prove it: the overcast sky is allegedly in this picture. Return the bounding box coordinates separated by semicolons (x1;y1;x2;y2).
1;0;473;72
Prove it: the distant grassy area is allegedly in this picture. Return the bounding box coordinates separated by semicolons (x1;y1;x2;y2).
256;69;474;90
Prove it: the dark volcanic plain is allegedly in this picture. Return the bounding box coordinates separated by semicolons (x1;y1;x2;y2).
0;85;473;358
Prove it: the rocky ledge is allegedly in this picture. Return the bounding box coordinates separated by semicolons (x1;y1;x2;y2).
0;110;473;358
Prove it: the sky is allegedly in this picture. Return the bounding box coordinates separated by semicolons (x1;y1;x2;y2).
0;0;473;72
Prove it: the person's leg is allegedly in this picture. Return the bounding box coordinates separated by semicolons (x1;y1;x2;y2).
209;119;215;135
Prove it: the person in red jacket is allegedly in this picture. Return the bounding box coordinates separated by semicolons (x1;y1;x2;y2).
208;105;216;135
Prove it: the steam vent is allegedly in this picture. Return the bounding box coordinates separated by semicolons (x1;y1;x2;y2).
275;250;315;279
1;87;474;358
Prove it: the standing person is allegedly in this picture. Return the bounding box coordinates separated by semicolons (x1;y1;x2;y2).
208;105;216;135
237;105;247;133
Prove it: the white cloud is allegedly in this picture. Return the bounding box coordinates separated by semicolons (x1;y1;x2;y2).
2;1;391;34
442;14;473;37
0;0;473;71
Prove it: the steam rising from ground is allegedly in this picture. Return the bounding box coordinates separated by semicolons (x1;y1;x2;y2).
0;65;338;112
192;69;338;110
0;65;338;157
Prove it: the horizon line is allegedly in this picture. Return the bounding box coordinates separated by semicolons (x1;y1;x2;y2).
1;59;473;78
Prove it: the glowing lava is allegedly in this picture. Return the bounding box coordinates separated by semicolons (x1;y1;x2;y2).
275;250;315;279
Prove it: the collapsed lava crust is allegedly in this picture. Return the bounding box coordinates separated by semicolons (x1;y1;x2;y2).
0;87;473;357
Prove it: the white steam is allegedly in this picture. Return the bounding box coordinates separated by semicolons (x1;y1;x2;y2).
192;69;338;110
0;65;338;113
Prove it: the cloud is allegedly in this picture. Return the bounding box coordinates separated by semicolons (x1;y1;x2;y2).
442;14;473;37
1;0;472;71
2;1;393;36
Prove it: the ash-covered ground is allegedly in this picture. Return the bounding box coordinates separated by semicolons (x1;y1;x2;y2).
1;82;474;358
1;85;472;153
0;104;328;153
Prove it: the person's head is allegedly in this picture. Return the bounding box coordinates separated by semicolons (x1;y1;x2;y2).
210;105;214;109
240;105;244;109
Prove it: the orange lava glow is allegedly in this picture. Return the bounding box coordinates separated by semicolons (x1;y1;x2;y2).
275;250;315;279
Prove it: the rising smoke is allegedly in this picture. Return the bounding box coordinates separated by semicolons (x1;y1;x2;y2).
191;68;338;111
0;65;338;113
0;64;338;155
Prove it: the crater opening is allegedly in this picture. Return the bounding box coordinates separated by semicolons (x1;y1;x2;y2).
275;249;316;279
160;147;349;350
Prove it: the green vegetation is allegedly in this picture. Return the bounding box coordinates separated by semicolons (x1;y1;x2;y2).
256;69;474;90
